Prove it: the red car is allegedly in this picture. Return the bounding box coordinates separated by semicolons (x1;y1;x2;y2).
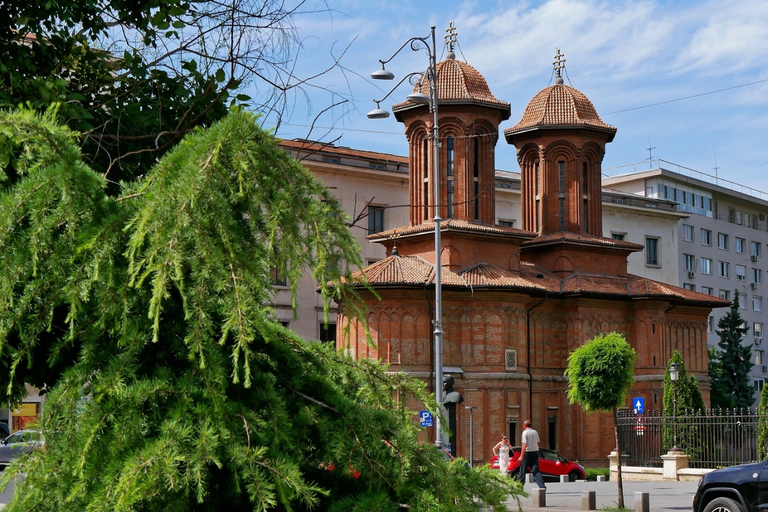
489;446;585;482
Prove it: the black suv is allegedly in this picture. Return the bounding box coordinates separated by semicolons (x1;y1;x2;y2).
692;460;768;512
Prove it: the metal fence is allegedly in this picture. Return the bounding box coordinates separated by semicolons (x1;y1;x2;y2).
617;408;763;469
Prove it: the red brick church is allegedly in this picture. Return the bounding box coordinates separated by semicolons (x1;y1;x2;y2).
336;42;726;465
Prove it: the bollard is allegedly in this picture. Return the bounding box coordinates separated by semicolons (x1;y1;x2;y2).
525;473;534;484
597;475;607;482
581;490;596;510
531;487;546;507
560;474;568;483
634;491;649;512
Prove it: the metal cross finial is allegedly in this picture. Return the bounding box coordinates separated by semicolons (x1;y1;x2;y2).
445;21;458;58
553;48;566;84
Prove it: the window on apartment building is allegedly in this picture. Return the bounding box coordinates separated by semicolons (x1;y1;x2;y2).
645;237;659;266
718;233;729;250
756;322;764;339
736;265;747;281
682;224;694;242
319;322;337;344
684;254;696;271
701;258;712;275
498;219;515;228
751;241;762;258
368;205;386;235
753;296;762;312
611;232;626;241
736;237;746;254
269;266;287;287
739;293;747;309
754;268;762;284
702;286;713;295
756;379;766;392
719;261;730;278
757;350;764;366
719;289;731;300
736;210;743;225
708;315;715;332
683;283;696;291
744;211;751;228
701;229;712;246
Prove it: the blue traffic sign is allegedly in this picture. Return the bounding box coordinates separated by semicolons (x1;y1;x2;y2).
419;410;433;427
633;397;645;415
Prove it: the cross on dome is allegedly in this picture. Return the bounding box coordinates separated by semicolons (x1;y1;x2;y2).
445;21;458;60
553;48;566;85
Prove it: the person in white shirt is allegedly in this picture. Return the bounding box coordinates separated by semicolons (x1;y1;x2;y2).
517;419;546;488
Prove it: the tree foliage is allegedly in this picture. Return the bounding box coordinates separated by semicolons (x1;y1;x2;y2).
0;0;349;187
565;331;636;509
710;290;754;410
0;108;520;511
662;351;705;455
758;381;768;460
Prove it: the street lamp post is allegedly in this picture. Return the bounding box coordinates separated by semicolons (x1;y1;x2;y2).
669;362;680;451
368;26;444;448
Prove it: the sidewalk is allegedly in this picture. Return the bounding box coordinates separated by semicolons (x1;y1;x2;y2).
505;479;699;511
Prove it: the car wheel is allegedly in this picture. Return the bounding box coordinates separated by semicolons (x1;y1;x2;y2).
568;471;580;482
702;497;744;512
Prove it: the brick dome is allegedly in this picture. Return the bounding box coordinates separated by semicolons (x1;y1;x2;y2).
393;56;510;116
504;83;616;138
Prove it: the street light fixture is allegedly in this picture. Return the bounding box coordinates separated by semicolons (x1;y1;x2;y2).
669;362;680;451
369;26;444;448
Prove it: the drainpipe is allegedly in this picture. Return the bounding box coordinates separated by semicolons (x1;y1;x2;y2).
527;292;548;420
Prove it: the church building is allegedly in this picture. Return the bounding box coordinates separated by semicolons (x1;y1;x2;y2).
336;34;727;466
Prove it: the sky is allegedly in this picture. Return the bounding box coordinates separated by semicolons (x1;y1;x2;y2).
259;0;768;193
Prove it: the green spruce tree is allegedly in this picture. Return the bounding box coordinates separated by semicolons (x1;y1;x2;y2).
662;351;705;458
710;290;754;411
758;382;768;460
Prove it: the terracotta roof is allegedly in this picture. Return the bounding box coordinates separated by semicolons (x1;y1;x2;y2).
505;84;616;136
368;218;536;242
521;231;644;251
279;139;408;164
392;57;510;115
346;257;729;307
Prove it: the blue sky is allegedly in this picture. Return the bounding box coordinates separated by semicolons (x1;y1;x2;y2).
260;0;768;193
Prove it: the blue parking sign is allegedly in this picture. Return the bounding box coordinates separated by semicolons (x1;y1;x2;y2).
419;410;433;427
633;397;645;415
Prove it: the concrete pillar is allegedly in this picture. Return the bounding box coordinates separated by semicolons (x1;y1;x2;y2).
608;450;619;481
597;475;607;482
525;473;534;484
531;488;546;507
560;474;568;483
660;450;689;481
581;490;596;510
634;492;649;512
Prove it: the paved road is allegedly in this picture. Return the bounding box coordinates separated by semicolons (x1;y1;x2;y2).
507;479;699;512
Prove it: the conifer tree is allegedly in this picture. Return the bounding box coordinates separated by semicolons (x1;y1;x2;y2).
0;108;520;512
758;381;768;460
662;351;705;457
710;290;754;411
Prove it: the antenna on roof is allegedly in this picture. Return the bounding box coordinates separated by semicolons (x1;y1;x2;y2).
646;138;656;169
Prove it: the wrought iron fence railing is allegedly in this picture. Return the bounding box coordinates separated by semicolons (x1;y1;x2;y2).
616;408;763;469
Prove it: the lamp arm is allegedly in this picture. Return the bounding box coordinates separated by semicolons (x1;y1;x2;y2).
372;72;425;105
376;32;434;69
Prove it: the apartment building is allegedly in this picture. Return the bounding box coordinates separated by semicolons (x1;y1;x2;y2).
604;160;768;402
